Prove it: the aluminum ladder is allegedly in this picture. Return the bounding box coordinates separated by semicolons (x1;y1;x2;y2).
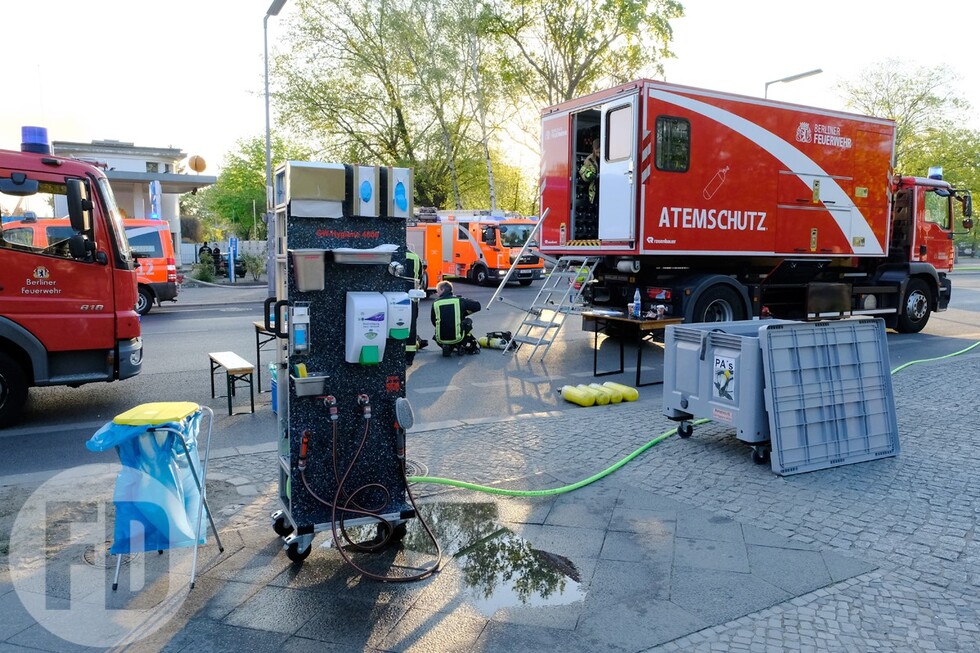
507;255;600;361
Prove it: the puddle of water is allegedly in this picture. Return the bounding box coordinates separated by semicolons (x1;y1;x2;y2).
406;502;586;616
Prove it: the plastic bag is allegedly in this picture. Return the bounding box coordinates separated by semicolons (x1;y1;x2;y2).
86;410;205;554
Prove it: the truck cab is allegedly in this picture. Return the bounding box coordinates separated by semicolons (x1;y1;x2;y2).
0;128;142;426
407;211;544;289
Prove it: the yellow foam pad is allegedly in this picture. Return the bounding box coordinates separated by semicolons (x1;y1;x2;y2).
113;402;200;425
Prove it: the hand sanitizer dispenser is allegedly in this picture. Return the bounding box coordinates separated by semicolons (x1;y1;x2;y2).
382;292;411;340
290;303;311;354
346;293;387;364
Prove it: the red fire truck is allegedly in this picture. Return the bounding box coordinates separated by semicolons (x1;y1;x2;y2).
538;79;973;332
0;127;142;426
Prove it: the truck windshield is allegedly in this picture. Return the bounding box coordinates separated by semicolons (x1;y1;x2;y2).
98;177;132;260
499;224;537;248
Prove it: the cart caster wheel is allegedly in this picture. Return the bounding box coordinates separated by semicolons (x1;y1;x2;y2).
286;541;312;563
677;421;693;439
751;447;770;465
376;521;409;545
272;513;294;537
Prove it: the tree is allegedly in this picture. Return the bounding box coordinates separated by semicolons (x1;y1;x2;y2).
839;59;979;251
483;0;683;107
838;59;969;165
195;135;312;240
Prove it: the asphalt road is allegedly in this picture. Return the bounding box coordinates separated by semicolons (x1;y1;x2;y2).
1;270;978;480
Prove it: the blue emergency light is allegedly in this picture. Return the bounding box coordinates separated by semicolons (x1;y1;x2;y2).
21;126;51;155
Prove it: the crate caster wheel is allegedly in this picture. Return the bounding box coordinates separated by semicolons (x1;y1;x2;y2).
271;510;294;537
284;533;313;563
677;421;693;439
751;446;770;465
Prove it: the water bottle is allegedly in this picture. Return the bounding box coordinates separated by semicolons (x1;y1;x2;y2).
632;288;641;318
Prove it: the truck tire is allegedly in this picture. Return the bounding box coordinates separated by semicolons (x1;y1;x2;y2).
0;351;28;428
471;264;489;286
136;287;154;316
897;278;931;333
692;285;746;323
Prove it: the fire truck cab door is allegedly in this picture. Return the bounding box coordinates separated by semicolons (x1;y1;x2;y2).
598;94;638;241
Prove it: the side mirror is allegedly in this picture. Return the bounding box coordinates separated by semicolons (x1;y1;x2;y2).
962;193;973;219
68;234;90;259
66;179;93;233
963;217;974;231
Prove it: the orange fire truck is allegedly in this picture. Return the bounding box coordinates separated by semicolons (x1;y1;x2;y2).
407;211;544;290
0;127;142;426
539;79;973;332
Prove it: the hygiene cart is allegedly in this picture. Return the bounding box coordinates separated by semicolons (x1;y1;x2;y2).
266;162;436;578
86;402;223;591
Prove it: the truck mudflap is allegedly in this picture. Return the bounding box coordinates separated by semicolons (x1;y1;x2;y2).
118;337;143;380
938;275;951;311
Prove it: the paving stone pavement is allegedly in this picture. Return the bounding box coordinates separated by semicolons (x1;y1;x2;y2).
1;351;979;651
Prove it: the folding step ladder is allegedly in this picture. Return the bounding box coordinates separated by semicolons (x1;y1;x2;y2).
507;255;600;361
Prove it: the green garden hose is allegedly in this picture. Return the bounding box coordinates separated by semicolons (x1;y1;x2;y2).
407;419;710;496
409;337;980;497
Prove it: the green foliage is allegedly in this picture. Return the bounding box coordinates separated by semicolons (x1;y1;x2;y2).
839;59;970;164
240;251;266;282
271;0;681;213
192;251;216;282
195;135;313;240
839;59;979;250
483;0;684;106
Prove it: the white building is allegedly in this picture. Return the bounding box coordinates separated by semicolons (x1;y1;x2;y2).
52;139;216;267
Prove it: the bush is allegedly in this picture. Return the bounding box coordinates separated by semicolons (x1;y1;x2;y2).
193;251;216;282
241;252;265;281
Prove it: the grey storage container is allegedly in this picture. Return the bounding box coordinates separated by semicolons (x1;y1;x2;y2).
664;318;900;476
663;319;796;444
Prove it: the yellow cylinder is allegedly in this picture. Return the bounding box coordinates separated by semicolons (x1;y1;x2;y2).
478;336;507;349
576;384;609;405
560;385;595;407
590;382;622;403
602;381;639;402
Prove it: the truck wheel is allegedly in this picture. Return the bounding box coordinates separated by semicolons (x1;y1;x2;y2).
897;278;931;333
692;285;745;323
421;272;430;296
0;352;28;428
472;265;490;286
136;287;154;316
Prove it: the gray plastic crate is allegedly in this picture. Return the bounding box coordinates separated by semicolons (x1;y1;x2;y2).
663;319;796;444
760;318;899;476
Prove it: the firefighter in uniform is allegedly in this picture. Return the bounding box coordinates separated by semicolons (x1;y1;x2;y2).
579;131;600;206
405;250;427;365
430;281;481;356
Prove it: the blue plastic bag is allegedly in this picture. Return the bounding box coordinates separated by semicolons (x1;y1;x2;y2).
87;411;205;554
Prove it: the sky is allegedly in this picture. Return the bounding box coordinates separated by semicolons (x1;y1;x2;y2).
3;0;979;175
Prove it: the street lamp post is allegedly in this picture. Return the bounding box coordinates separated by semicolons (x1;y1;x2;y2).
764;68;823;99
264;0;287;295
